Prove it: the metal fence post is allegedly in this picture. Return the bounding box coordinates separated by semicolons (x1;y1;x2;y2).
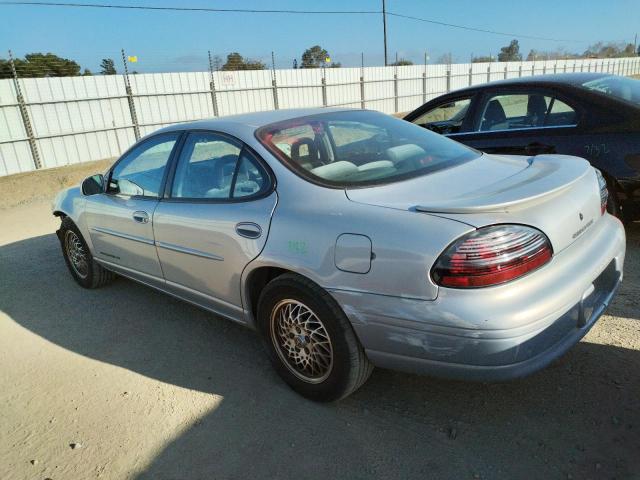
573;61;577;73
271;52;279;110
321;73;328;107
207;51;219;117
360;53;366;109
468;67;472;86
518;65;522;77
446;69;451;93
554;62;557;74
486;66;491;83
393;70;399;112
564;63;567;73
121;49;140;141
8;50;41;170
542;64;546;75
503;65;508;79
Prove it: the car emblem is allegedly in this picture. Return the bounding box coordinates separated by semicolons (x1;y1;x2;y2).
579;213;584;221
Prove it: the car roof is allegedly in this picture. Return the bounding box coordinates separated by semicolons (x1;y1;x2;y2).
448;72;610;95
155;107;354;134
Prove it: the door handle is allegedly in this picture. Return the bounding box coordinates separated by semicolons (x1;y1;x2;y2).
132;211;149;224
525;142;554;156
235;222;262;239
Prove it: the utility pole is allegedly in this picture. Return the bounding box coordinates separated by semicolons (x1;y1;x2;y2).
635;33;638;55
382;0;388;66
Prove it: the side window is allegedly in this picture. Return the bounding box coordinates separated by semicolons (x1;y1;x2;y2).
233;150;270;198
171;132;269;200
108;133;179;197
546;98;577;126
412;98;472;134
478;93;577;132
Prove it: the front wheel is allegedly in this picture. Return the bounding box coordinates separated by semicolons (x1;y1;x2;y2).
257;273;373;402
58;217;116;289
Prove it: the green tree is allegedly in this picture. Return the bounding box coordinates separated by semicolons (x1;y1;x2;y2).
472;55;494;63
100;58;117;75
390;58;413;66
497;40;522;62
300;45;330;68
0;53;82;78
221;52;265;71
82;68;93;76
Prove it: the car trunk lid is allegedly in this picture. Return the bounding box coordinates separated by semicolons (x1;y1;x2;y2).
345;153;602;254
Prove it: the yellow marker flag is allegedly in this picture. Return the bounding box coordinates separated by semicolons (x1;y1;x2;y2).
325;56;331;63
128;56;138;63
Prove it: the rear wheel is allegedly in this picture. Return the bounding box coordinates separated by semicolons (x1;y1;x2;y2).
59;217;116;289
257;273;373;402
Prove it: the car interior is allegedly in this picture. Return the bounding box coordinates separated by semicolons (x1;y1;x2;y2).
268;117;476;184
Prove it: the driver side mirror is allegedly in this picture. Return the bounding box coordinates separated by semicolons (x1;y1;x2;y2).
81;174;104;196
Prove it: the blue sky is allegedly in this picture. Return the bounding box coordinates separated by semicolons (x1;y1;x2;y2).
1;0;639;71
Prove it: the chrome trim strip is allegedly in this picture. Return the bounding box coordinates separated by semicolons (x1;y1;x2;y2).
91;226;154;245
448;124;577;137
155;240;224;261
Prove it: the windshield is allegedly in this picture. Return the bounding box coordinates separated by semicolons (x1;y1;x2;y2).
582;76;640;106
256;110;480;187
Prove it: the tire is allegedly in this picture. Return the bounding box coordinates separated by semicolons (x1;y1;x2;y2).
58;216;116;289
257;273;373;402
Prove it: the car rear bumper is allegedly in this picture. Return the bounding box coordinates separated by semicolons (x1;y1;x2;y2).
328;214;626;382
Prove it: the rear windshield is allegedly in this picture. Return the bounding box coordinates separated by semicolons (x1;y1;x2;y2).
582;76;640;106
256;110;479;187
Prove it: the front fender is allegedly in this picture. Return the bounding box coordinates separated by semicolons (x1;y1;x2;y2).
52;186;92;249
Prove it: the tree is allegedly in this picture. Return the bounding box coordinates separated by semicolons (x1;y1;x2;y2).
100;58;116;75
436;53;454;65
497;40;522;62
472;55;494;63
0;52;82;78
221;52;265;71
301;45;330;68
391;58;413;66
583;42;634;58
82;68;93;76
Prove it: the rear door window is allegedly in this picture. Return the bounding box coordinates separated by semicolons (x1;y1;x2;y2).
478;93;576;131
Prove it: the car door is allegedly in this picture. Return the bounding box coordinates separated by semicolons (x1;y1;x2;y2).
152;131;277;320
449;89;580;157
85;131;181;282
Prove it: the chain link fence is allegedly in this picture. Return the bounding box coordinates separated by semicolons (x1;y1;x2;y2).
1;52;639;177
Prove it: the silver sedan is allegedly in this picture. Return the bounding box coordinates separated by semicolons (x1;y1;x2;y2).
52;108;625;401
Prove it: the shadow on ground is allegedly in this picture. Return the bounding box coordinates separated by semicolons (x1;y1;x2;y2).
1;224;639;479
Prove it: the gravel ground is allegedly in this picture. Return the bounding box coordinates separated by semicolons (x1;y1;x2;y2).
1;202;639;480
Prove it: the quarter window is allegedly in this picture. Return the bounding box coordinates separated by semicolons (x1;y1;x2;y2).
108;133;179;197
478;93;576;131
171;132;269;200
412;98;472;134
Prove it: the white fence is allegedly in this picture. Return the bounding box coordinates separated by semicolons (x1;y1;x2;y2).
1;56;639;177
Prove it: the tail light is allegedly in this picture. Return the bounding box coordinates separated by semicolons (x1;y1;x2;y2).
432;225;553;288
595;169;608;215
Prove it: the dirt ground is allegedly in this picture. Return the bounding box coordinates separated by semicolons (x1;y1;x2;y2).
0;159;114;211
0;201;639;480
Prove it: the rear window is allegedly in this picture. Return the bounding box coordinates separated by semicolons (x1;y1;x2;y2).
256;110;479;187
582;76;640;106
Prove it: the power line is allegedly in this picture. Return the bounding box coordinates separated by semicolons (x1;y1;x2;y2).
0;1;379;14
1;1;584;43
386;12;582;43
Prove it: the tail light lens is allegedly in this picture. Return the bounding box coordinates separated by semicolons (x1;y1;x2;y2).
432;225;553;288
595;169;608;215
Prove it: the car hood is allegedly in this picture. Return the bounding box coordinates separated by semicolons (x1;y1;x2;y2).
346;153;603;254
